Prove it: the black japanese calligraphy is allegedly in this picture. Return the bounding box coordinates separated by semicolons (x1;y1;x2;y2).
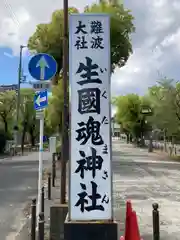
75;147;103;179
91;21;104;34
101;116;109;124
102;90;107;99
78;88;100;114
75;181;104;212
101;194;109;204
75;21;87;34
102;144;108;154
100;68;107;73
102;170;108;180
76;57;102;85
74;36;88;49
76;116;104;145
91;36;104;49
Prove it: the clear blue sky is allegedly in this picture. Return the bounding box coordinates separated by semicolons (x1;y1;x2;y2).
0;48;25;85
0;47;53;94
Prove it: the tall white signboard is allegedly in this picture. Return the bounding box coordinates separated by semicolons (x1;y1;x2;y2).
69;14;112;221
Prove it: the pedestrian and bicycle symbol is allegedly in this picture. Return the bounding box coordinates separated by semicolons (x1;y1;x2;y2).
34;90;48;110
28;53;57;81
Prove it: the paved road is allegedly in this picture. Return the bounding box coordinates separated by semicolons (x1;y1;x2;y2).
0;152;52;240
112;140;180;239
3;141;180;239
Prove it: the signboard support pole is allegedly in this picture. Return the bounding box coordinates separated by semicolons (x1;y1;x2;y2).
28;46;57;226
37;116;44;222
60;0;69;204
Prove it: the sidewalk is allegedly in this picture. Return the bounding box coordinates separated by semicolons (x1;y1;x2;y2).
123;141;178;162
43;161;124;239
43;161;68;238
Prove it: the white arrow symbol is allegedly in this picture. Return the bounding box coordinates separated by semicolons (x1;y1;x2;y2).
36;95;47;106
36;56;49;80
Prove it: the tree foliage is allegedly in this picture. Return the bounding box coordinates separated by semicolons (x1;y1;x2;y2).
113;77;180;144
84;2;135;71
0;87;64;153
45;80;64;134
0;91;16;135
0;86;65;152
28;2;135;83
114;94;151;143
147;79;180;138
19;88;36;151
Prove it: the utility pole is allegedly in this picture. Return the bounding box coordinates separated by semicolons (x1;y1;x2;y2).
14;45;24;152
61;0;69;204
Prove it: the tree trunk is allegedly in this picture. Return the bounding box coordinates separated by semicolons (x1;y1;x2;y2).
148;131;153;152
126;134;129;143
129;134;132;143
140;128;145;146
134;137;138;146
21;122;27;155
2;116;8;134
164;129;167;152
29;126;35;147
4;120;8;134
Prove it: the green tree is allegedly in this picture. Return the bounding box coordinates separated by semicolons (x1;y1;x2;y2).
19;88;36;152
45;80;64;135
28;2;135;84
84;2;135;71
147;78;180;149
114;94;151;144
148;80;178;132
0;91;16;136
28;7;78;84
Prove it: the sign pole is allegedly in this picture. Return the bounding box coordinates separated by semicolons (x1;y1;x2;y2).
37;114;44;221
28;52;57;226
61;0;69;204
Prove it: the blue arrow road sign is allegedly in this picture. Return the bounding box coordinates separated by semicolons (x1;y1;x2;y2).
34;90;48;110
28;53;57;81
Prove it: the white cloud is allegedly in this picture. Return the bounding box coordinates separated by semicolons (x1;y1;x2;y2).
0;0;98;53
111;40;165;96
147;0;175;32
1;0;180;98
111;0;180;95
160;28;180;51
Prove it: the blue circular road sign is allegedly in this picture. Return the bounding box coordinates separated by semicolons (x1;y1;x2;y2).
28;53;57;81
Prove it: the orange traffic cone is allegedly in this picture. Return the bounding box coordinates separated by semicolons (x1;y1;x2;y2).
129;211;141;240
124;200;133;240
